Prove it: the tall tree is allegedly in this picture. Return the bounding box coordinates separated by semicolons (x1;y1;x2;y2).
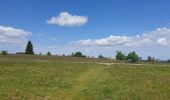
98;54;104;59
47;51;52;56
147;56;152;62
147;56;155;63
1;50;8;55
25;40;34;54
127;52;139;63
116;51;126;60
74;51;83;57
167;59;170;63
71;51;86;57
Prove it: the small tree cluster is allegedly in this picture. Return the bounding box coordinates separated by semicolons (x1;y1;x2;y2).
147;56;155;63
1;50;8;55
98;55;107;59
126;52;139;63
115;51;140;63
16;52;25;54
116;51;126;60
71;51;86;57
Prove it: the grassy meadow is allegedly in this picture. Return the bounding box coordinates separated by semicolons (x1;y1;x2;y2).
0;55;170;100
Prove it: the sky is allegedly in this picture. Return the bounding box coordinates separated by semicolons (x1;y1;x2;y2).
0;0;170;60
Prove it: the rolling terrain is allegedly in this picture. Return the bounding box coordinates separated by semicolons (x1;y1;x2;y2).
0;55;170;100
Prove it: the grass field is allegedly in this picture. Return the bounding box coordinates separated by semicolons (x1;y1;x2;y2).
0;55;170;100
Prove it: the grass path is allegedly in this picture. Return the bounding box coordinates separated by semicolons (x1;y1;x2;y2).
55;66;103;100
73;66;104;100
74;67;101;91
71;62;170;66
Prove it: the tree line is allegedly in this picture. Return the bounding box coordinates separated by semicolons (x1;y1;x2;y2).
115;51;140;63
1;40;170;63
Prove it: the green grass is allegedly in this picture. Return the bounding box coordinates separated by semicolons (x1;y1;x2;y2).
0;55;170;100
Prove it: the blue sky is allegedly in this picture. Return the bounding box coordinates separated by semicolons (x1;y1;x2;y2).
0;0;170;60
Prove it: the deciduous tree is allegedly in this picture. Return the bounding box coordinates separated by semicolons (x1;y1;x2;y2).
127;52;139;63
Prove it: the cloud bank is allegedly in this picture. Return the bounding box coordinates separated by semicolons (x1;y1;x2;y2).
0;26;31;46
77;27;170;47
47;12;88;27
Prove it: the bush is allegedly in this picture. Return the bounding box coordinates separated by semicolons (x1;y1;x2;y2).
16;52;25;54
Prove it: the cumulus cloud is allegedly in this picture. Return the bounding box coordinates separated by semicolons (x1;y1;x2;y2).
157;38;169;46
0;26;31;46
47;12;88;27
77;35;152;47
76;27;170;47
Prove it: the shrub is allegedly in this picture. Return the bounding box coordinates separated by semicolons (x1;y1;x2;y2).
16;52;25;54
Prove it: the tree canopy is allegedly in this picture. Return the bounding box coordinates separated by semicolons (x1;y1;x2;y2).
47;51;52;56
127;52;139;63
71;51;86;57
98;55;104;59
116;51;126;60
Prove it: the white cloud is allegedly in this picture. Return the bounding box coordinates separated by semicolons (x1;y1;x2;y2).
47;45;57;49
0;26;31;46
77;36;151;47
76;27;170;47
157;38;169;46
47;12;88;27
78;36;132;46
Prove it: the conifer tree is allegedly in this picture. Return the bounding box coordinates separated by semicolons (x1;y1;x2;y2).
25;40;34;54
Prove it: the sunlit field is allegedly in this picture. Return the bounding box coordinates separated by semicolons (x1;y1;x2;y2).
0;55;170;100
